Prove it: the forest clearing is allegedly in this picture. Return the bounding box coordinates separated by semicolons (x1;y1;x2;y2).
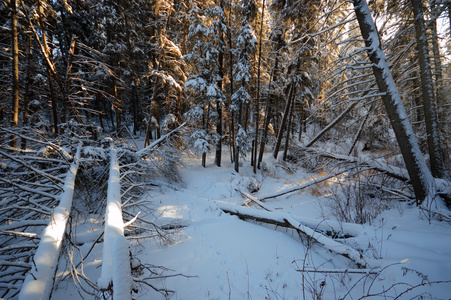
1;0;451;299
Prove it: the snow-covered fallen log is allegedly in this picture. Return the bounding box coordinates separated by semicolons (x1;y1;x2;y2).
239;190;364;238
98;146;132;300
218;202;370;268
18;143;82;300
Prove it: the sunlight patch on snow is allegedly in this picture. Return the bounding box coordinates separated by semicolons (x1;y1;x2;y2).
157;205;187;219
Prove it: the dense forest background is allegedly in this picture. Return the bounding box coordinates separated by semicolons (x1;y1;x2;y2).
2;0;451;298
1;0;451;175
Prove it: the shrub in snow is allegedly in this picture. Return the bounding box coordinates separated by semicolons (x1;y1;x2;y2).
186;129;219;158
236;125;252;157
322;179;390;225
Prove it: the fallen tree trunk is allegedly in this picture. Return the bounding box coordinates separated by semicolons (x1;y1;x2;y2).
218;202;370;268
19;143;82;300
238;190;363;238
98;146;132;299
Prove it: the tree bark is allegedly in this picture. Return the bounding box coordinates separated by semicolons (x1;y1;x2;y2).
253;0;265;173
215;8;225;167
22;35;33;150
410;0;446;179
429;0;443;84
273;83;295;159
11;0;19;148
283;90;295;161
353;0;436;205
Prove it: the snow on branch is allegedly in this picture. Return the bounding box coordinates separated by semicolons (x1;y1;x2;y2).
18;142;82;300
135;122;186;159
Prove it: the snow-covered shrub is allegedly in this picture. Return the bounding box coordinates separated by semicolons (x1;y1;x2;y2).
236;125;252;157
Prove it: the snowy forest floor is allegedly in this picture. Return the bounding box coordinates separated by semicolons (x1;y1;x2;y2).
51;138;451;300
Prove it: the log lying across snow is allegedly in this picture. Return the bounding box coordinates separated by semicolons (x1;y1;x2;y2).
239;191;363;238
19;143;82;300
98;146;132;300
217;202;370;269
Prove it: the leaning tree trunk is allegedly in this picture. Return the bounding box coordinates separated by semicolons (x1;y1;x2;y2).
11;0;19;148
410;0;446;179
353;0;436;205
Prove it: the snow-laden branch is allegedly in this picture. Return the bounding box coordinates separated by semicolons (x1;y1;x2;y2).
0;149;65;184
98;146;132;300
18;142;82;300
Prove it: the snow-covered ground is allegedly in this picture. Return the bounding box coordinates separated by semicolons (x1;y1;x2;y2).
52;149;451;299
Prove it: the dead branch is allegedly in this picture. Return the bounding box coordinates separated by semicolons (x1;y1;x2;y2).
296;268;377;275
305;148;410;182
257;168;352;201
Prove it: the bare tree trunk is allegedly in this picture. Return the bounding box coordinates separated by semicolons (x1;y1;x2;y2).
113;77;121;136
36;1;59;135
62;36;76;127
429;0;443;84
22;35;33;150
202;102;211;168
253;0;265;173
96;93;105;131
132;81;139;135
235;100;243;173
353;0;436;205
215;9;225;167
11;0;19;148
215;99;223;166
257;84;273;169
273;83;295;159
411;0;446;179
258;31;283;168
283;90;295;161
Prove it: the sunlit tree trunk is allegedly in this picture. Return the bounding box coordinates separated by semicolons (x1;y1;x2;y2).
353;0;436;205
